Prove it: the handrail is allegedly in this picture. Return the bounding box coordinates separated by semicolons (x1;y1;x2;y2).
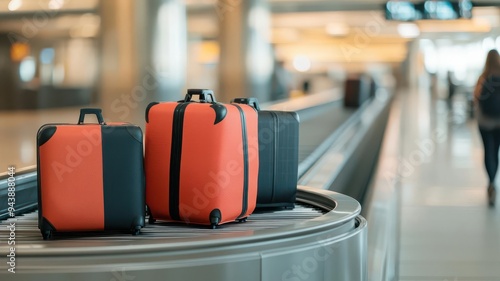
298;88;393;194
298;98;368;179
0;185;361;255
0;167;38;220
261;89;343;113
0;165;36;180
0;185;367;281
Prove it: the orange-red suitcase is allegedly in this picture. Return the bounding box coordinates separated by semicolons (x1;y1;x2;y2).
37;108;145;239
145;89;258;228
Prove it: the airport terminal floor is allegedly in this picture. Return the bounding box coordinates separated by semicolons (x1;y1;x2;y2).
368;86;500;280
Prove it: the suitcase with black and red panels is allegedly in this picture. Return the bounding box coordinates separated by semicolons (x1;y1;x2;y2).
231;98;299;209
37;108;145;239
145;89;258;228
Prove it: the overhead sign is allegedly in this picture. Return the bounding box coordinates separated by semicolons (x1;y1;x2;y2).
385;0;473;21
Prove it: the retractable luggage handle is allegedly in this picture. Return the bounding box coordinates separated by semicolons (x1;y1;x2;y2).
184;89;216;103
231;97;261;110
78;108;106;125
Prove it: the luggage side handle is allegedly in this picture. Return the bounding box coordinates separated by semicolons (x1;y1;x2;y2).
184;89;216;103
78;108;106;125
231;97;261;110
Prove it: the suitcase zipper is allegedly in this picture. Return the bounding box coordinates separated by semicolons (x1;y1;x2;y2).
169;103;190;221
232;104;249;219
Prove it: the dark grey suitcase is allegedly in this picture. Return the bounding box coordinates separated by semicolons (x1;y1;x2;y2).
231;98;299;209
344;74;372;107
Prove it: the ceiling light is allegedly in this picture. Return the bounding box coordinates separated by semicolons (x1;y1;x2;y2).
325;23;350;37
48;0;64;10
8;0;22;11
293;56;311;72
397;23;420;38
19;56;36;82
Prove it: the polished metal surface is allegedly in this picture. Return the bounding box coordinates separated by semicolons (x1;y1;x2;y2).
362;91;402;281
0;186;367;281
299;88;393;201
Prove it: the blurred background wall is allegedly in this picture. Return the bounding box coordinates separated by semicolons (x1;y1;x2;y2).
0;0;499;115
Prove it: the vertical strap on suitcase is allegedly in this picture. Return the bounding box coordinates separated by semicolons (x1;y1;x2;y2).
169;103;190;221
231;104;249;219
170;89;228;223
270;111;279;202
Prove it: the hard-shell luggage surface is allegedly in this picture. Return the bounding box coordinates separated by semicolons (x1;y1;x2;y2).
37;108;145;239
232;98;299;209
145;89;259;228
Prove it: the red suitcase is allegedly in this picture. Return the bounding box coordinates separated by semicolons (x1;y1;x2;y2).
37;109;145;239
145;89;258;228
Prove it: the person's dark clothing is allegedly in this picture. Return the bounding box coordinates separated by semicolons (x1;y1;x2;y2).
479;127;500;183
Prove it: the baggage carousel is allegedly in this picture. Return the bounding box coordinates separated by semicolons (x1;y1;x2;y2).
0;89;393;280
0;184;366;281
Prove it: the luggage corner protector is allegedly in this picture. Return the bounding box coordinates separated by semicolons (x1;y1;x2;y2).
145;102;160;123
210;103;227;125
39;217;56;235
291;111;300;123
126;126;143;143
38;126;57;146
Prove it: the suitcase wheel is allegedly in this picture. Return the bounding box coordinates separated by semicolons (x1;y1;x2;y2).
209;209;221;229
238;217;247;223
147;206;156;224
131;226;141;236
42;230;53;240
148;216;156;224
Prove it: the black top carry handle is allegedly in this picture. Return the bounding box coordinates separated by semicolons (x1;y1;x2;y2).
78;108;106;125
231;97;261;110
184;89;216;103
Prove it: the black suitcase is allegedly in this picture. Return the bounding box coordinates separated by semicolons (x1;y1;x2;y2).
344;74;372;107
231;98;299;209
37;108;145;239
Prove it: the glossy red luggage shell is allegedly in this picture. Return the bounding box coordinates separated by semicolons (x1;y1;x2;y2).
145;90;258;227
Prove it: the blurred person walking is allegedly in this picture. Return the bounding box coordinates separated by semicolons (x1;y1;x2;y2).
474;49;500;206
